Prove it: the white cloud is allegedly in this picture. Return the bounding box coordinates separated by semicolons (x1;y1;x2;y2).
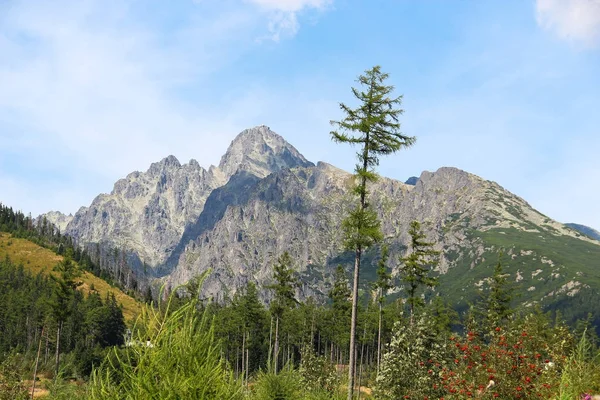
247;0;332;41
536;0;600;47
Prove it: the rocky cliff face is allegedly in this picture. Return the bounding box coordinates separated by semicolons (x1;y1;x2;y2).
42;126;600;310
64;155;224;268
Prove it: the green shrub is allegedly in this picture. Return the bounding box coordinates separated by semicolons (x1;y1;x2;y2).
556;329;600;399
0;353;29;400
87;284;242;399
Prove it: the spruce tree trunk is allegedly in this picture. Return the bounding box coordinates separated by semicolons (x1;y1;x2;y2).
54;322;61;379
268;317;273;368
274;316;280;373
31;327;44;399
44;329;49;365
377;298;383;374
347;246;362;400
245;332;249;388
241;330;246;380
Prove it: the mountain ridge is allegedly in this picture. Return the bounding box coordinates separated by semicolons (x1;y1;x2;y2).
39;126;600;316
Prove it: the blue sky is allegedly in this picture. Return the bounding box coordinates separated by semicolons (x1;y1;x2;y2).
1;0;599;230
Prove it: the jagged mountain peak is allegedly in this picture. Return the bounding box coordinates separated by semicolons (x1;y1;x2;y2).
146;155;183;176
218;125;314;180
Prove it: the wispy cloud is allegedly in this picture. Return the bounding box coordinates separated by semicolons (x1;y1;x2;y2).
246;0;332;41
536;0;600;47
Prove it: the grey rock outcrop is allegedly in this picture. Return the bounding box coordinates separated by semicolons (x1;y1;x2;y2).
39;211;73;233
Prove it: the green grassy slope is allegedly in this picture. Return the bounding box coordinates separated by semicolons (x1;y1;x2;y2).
0;232;142;321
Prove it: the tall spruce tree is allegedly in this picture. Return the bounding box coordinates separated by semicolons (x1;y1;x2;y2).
268;251;298;373
330;65;415;399
49;256;82;377
328;265;352;352
374;245;392;374
399;221;439;326
483;254;514;332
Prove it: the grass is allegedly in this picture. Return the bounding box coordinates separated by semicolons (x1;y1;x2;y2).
0;232;141;321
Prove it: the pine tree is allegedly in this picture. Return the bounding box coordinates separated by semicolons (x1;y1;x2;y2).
330;65;415;399
399;221;439;326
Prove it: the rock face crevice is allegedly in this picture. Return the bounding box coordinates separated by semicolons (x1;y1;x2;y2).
42;126;600;305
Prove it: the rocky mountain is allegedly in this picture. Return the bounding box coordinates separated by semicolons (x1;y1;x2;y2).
43;126;600;320
51;126;312;276
565;223;600;241
40;211;73;232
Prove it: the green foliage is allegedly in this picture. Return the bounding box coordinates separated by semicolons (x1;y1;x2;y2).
399;221;440;319
0;353;29;400
330;65;415;175
430;295;458;335
340;206;382;251
88;283;241;399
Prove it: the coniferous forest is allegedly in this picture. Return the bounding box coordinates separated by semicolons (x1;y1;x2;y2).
1;67;600;399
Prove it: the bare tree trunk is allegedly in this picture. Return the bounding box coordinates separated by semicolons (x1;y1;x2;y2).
31;327;44;400
317;331;321;355
347;246;362;400
330;341;334;363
